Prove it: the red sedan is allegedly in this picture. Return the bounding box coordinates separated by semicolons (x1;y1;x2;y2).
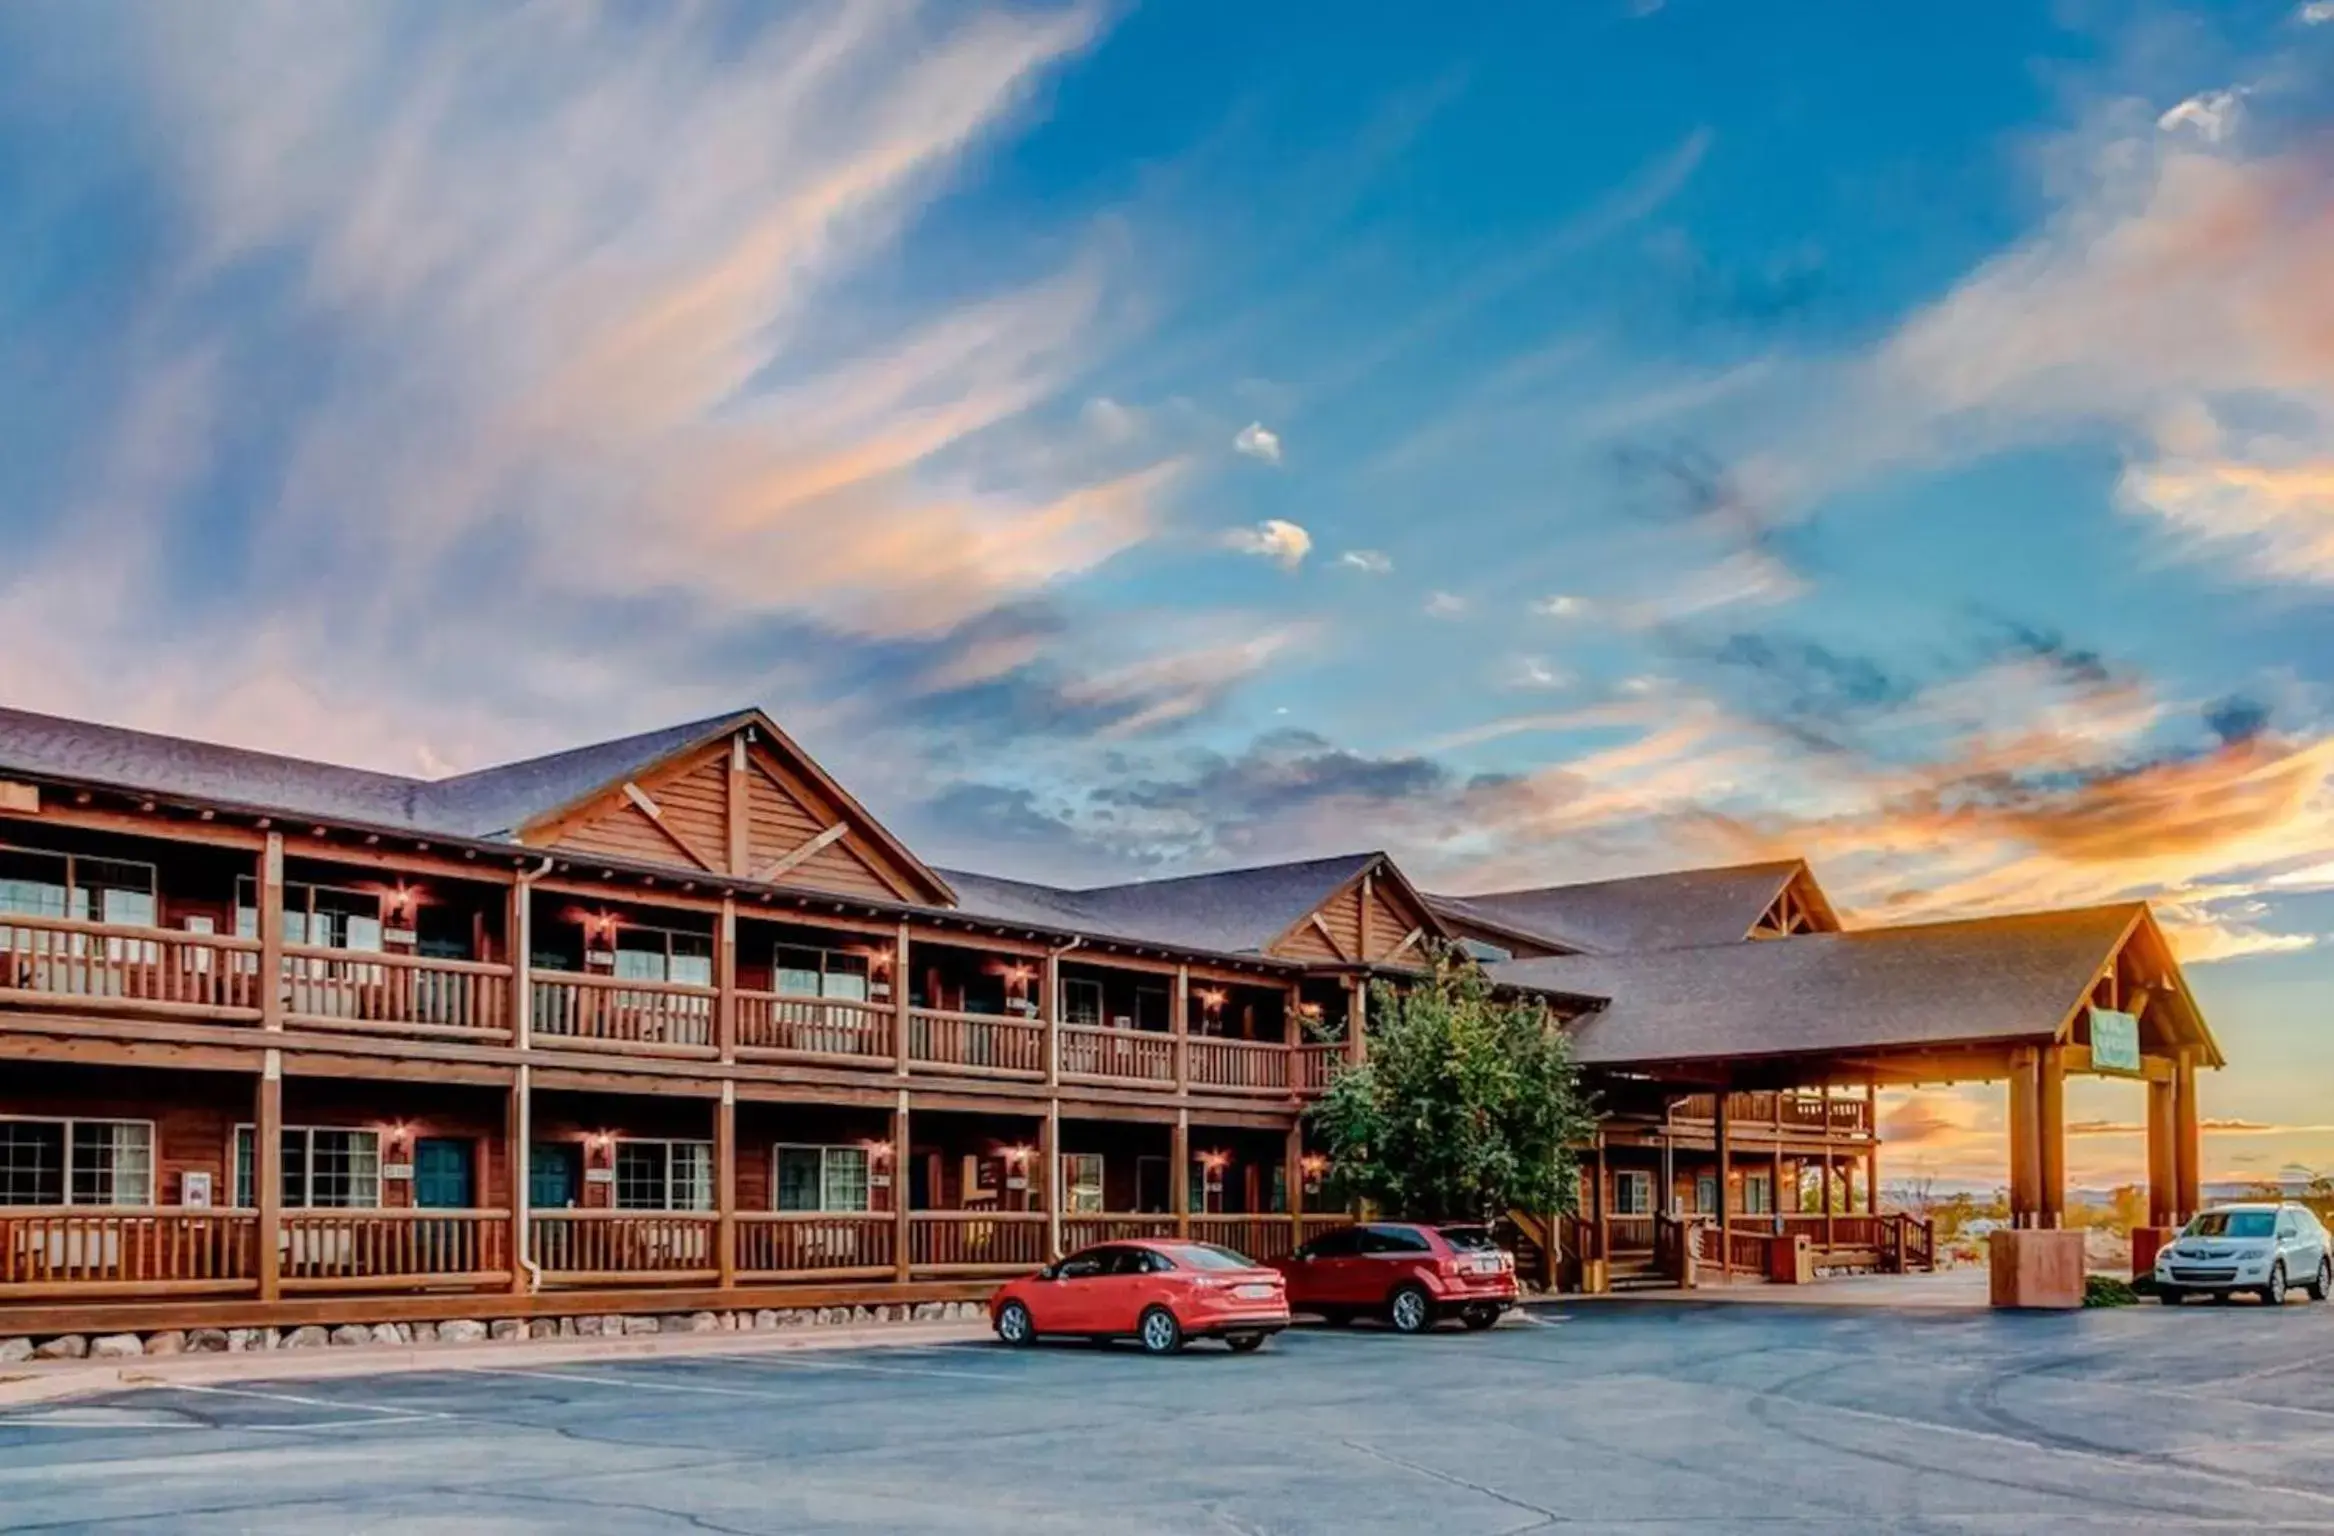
990;1239;1290;1354
1273;1222;1518;1333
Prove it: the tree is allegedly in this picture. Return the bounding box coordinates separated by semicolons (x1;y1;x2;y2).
1306;954;1595;1224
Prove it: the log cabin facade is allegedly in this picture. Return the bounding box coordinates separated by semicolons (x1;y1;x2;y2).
0;704;2223;1335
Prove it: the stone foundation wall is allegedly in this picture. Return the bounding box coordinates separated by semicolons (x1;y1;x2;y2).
0;1300;987;1366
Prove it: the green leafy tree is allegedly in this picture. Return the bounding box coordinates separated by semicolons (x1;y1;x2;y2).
1306;955;1595;1224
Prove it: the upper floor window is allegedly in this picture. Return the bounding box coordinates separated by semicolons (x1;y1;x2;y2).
235;879;382;952
774;946;869;1001
774;1144;869;1212
0;845;158;928
0;1118;154;1206
614;926;713;987
1063;978;1104;1027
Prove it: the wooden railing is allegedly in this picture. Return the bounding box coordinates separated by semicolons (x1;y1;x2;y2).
1060;1213;1177;1251
281;948;512;1040
1670;1092;1871;1136
1291;1044;1339;1094
1604;1215;1659;1253
907;1009;1045;1078
1893;1214;1937;1272
1186;1038;1289;1094
1299;1214;1353;1242
0;916;261;1020
735;994;891;1062
1058;1025;1174;1084
529;1210;718;1283
1696;1224;1776;1275
735;1212;895;1279
1186;1214;1296;1263
531;974;715;1052
0;1207;257;1295
278;1208;509;1291
907;1211;1047;1273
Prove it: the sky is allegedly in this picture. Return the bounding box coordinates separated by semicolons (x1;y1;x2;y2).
0;1;2329;1193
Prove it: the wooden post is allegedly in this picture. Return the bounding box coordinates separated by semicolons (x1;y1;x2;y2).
892;1090;912;1282
1822;1149;1835;1254
2175;1048;2201;1222
716;1084;737;1289
1863;1080;1878;1210
510;878;534;1051
1171;1112;1190;1238
1592;1134;1609;1273
893;922;912;1076
717;896;738;1065
1714;1091;1731;1280
1358;871;1375;961
258;833;285;1032
2007;1047;2041;1229
1039;1101;1061;1260
2038;1044;2066;1230
1172;965;1190;1093
2147;1067;2177;1228
507;1065;532;1293
255;1050;283;1304
726;733;750;875
1042;950;1060;1089
1285;1120;1304;1248
1346;975;1368;1066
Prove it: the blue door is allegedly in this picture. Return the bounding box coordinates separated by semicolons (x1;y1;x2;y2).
530;1142;582;1210
412;1138;474;1209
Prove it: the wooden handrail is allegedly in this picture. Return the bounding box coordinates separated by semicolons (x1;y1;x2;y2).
277;1208;510;1289
734;992;892;1061
906;1008;1045;1077
1058;1024;1175;1083
531;973;716;1052
0;918;263;1016
0;1207;258;1290
906;1209;1048;1272
734;1211;895;1277
280;947;513;1037
1185;1037;1291;1093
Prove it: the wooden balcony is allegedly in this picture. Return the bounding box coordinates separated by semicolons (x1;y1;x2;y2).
1669;1091;1872;1138
0;915;262;1022
735;1212;895;1281
1187;1213;1298;1263
1058;1024;1174;1085
735;994;891;1064
278;1208;511;1292
530;1210;719;1285
907;1211;1047;1275
906;1008;1045;1079
1186;1037;1289;1095
0;1207;257;1299
1291;1043;1339;1094
1060;1213;1178;1249
531;975;715;1055
281;949;513;1042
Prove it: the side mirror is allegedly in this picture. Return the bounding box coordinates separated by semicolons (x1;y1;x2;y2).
1036;1264;1059;1282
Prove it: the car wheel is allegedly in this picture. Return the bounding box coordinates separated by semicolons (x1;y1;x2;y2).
2265;1262;2288;1306
2156;1287;2183;1305
2309;1258;2332;1303
1225;1332;1267;1353
994;1300;1036;1347
1138;1306;1185;1356
1459;1303;1501;1331
1388;1284;1434;1335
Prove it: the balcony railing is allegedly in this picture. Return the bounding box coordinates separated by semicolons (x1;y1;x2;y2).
529;1210;719;1284
735;993;892;1063
0;915;262;1020
907;1008;1045;1079
0;1207;257;1296
1058;1024;1174;1085
278;1208;510;1291
1060;1213;1177;1250
532;975;715;1054
1186;1214;1297;1263
735;1211;895;1280
1292;1043;1339;1094
281;948;513;1041
1671;1091;1871;1137
1186;1037;1289;1094
907;1211;1047;1274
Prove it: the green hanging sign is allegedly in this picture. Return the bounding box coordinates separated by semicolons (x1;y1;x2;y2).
2088;1007;2142;1076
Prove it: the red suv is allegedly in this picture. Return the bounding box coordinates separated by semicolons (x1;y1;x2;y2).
1273;1222;1517;1333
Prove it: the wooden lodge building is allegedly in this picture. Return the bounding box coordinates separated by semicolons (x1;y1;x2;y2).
0;704;2223;1339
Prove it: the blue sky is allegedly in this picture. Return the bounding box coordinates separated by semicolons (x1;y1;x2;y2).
1;0;2331;1186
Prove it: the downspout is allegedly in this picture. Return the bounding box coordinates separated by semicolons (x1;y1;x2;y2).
1042;937;1083;1259
516;856;553;1294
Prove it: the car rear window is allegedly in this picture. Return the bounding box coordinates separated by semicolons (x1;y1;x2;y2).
1170;1244;1261;1272
1438;1226;1499;1254
2187;1211;2276;1239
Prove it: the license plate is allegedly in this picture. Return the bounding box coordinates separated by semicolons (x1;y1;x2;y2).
1468;1258;1503;1275
1235;1282;1277;1300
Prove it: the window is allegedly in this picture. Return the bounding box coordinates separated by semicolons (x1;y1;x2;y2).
1171;1244;1258;1272
2185;1210;2276;1239
236;879;383;951
1439;1226;1499;1254
1360;1225;1434;1254
1298;1226;1363;1260
233;1126;382;1208
1063;1153;1104;1215
1613;1170;1653;1216
0;1118;153;1205
614;927;713;986
1743;1174;1772;1216
1694;1175;1718;1214
1063;977;1104;1027
774;946;871;1001
1133;985;1170;1031
0;845;159;927
774;1145;869;1213
617;1139;712;1211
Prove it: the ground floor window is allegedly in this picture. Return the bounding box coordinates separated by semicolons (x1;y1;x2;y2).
234;1126;382;1208
774;1144;869;1212
617;1139;713;1211
1612;1170;1653;1215
1062;1153;1104;1214
1695;1174;1718;1214
1743;1173;1772;1215
0;1118;154;1206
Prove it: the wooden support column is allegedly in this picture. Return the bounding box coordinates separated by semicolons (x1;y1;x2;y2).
510;877;534;1051
1822;1149;1835;1253
255;1050;283;1304
2007;1046;2041;1229
508;1065;532;1293
2038;1044;2066;1230
1346;976;1369;1066
1042;950;1060;1089
725;733;750;875
892;1090;912;1282
715;1084;737;1289
258;833;285;1032
1714;1092;1731;1279
1863;1081;1878;1211
893;922;912;1076
1592;1135;1609;1270
2147;1067;2178;1228
1171;1112;1191;1238
1172;966;1190;1093
1285;1120;1305;1247
716;896;738;1065
1040;1101;1061;1260
2175;1047;2202;1222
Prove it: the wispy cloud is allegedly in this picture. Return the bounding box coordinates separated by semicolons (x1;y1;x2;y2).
1224;518;1313;569
1339;549;1393;574
1232;421;1283;464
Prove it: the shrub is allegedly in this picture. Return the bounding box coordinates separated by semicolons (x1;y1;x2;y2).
2083;1274;2138;1308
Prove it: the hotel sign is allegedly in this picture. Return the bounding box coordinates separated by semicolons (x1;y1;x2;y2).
2088;1007;2142;1076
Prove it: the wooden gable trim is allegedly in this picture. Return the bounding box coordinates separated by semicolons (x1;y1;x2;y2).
736;711;954;908
620;781;722;872
752;822;850;884
1261;854;1450;964
1306;912;1350;962
741;752;917;902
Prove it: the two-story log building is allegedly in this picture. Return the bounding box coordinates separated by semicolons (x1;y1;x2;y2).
0;704;2224;1338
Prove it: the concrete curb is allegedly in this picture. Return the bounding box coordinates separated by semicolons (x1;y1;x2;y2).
0;1319;996;1410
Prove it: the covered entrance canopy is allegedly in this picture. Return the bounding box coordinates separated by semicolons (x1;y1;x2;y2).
1492;903;2223;1233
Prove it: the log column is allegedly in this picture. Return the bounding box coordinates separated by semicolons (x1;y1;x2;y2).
716;897;737;1065
1715;1092;1732;1280
1172;966;1190;1093
1346;976;1369;1066
1040;1102;1061;1260
892;1090;912;1282
1171;1112;1191;1238
2007;1047;2041;1229
507;1066;531;1293
1284;1121;1305;1248
2146;1066;2178;1228
255;1049;283;1304
2038;1045;2066;1230
2175;1048;2202;1222
715;1083;737;1289
892;922;912;1076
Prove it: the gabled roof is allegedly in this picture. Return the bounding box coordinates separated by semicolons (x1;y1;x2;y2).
1492;903;2221;1071
942;851;1384;956
423;711;753;838
1431;860;1819;954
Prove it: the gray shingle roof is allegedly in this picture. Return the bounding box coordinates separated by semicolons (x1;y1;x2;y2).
1430;861;1808;953
1493;904;2154;1067
940;852;1380;955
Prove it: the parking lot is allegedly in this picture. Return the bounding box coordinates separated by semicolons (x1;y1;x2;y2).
3;1300;2333;1533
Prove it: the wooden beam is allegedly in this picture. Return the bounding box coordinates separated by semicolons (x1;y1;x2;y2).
507;1069;531;1296
892;1091;912;1283
1714;1095;1730;1280
1308;913;1349;962
716;1084;737;1289
255;1052;282;1305
1357;873;1374;961
621;782;721;872
2147;1070;2177;1229
753;822;849;884
2007;1046;2041;1227
1386;926;1424;962
2175;1047;2201;1222
2038;1044;2066;1229
1171;1112;1191;1239
725;735;749;877
259;833;285;1034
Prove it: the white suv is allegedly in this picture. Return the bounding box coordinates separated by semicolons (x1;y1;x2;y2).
2156;1203;2332;1305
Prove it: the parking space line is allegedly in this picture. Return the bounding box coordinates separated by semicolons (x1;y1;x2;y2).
458;1365;815;1401
161;1383;454;1418
674;1353;1020;1384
